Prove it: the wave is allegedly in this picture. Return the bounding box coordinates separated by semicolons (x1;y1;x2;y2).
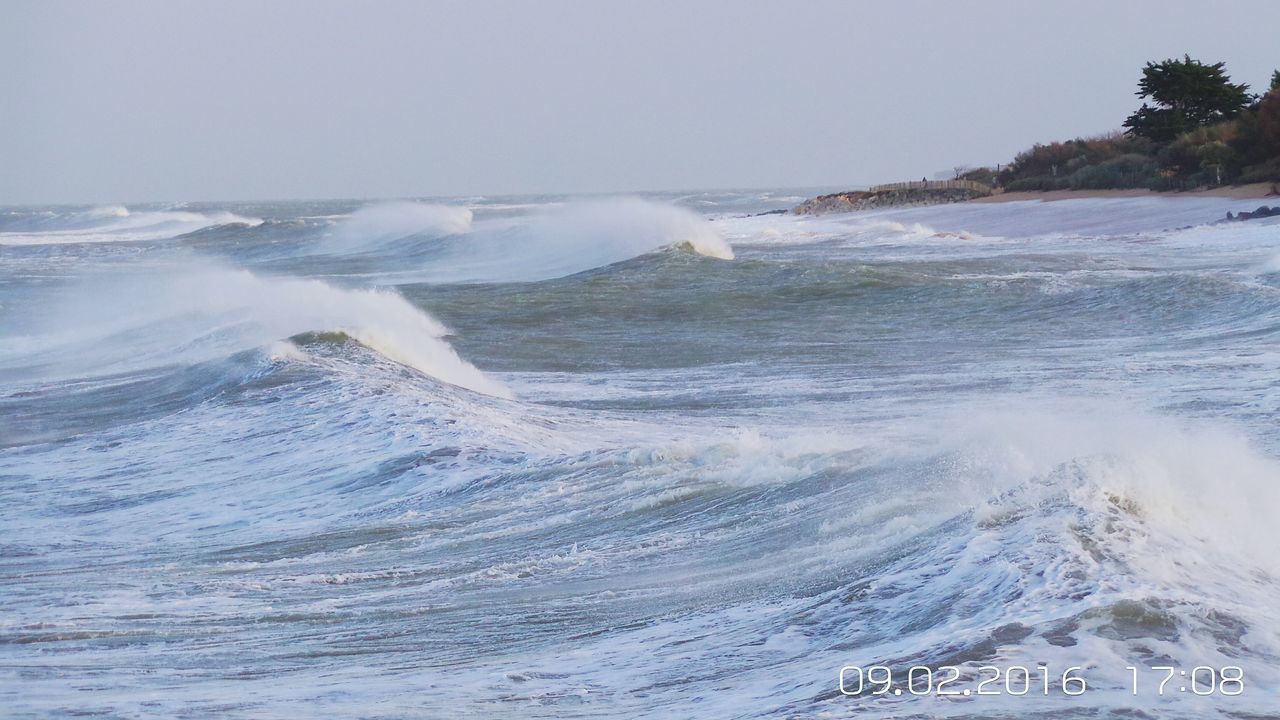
594;402;1280;716
406;197;734;283
1258;252;1280;274
322;201;474;254
83;204;131;220
840;218;986;242
0;263;509;398
720;213;985;249
934;404;1280;575
845;195;1268;239
793;404;1280;717
620;400;1280;579
0;206;263;246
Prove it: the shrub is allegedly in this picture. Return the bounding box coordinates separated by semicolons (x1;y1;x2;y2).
998;133;1155;188
1068;154;1159;189
1004;176;1069;192
1147;174;1198;191
1239;157;1280;183
1157;137;1204;174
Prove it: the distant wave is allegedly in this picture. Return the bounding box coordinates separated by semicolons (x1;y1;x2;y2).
824;218;989;243
322;201;474;254
0;206;263;246
83;204;131;219
402;197;734;283
1;263;509;398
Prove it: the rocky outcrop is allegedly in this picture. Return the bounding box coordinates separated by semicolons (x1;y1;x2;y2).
793;187;990;215
1223;205;1280;222
792;191;873;215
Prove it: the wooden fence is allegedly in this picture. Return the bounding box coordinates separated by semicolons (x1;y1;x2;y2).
869;180;993;194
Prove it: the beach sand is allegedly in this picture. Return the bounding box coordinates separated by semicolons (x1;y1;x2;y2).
973;182;1280;203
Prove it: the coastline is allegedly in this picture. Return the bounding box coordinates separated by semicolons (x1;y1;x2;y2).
971;182;1278;203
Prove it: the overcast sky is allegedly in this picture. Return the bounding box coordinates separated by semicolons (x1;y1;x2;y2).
4;0;1279;204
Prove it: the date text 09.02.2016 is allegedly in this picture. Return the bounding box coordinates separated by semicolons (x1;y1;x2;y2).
838;665;1246;697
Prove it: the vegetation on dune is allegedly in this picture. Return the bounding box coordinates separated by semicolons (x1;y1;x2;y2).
1121;56;1252;142
982;57;1280;192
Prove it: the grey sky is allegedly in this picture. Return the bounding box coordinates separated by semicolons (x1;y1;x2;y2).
4;0;1279;204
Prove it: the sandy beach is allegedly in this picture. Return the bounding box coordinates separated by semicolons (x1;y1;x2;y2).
973;182;1279;203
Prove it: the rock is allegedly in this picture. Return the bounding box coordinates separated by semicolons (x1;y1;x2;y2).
792;191;873;215
793;187;989;215
1222;205;1280;222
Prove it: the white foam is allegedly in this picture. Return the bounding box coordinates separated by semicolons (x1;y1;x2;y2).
266;340;309;362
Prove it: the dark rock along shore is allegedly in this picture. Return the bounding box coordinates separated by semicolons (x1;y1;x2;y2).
1224;205;1280;222
794;186;990;215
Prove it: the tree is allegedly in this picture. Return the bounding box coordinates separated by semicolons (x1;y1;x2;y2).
1122;55;1251;142
1272;69;1280;92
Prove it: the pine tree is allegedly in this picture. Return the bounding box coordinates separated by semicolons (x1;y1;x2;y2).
1122;56;1251;142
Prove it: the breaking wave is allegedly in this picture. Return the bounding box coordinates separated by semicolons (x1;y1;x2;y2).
323;201;474;254
1;264;509;397
407;197;734;283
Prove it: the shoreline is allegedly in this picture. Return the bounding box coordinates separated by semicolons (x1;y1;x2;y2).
971;182;1279;203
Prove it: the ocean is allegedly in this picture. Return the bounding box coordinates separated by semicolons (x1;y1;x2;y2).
2;191;1279;718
